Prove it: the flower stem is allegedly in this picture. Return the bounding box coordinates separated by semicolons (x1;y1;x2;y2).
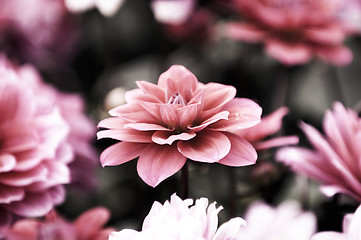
180;161;189;199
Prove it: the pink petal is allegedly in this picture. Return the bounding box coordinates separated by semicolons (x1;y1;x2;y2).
218;133;257;167
75;207;111;239
202;83;236;118
4;190;55;217
254;136;299;150
210;98;262;131
137;144;186;187
136;81;165;102
158;65;199;102
159;104;179;129
0;153;16;172
1;127;38;152
178;130;231;163
97;117;125;129
109;230;140;240
178;103;202;127
0;186;24;204
13;149;46;171
0;165;47;187
226;22;267;42
190;111;229;132
265;39;313;65
124;122;172;131
152;131;196;145
124;88;161;103
316;45;353;66
237;107;289;142
97;129;153;143
305;26;345;45
100;142;146;167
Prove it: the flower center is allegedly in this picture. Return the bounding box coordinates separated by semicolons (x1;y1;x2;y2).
168;92;187;106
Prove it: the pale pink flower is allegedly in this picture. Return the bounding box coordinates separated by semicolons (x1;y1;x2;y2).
226;0;353;65
312;204;361;240
0;57;72;228
1;207;113;240
109;193;246;240
151;0;195;25
237;201;316;240
0;0;76;67
277;102;361;202
235;107;299;150
65;0;125;17
13;61;99;193
98;65;262;187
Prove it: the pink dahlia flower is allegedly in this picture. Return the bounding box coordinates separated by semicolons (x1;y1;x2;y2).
0;0;76;67
98;65;262;187
235;107;299;150
109;193;246;240
312;204;361;240
65;0;125;17
0;58;72;227
238;201;316;240
226;0;353;66
1;207;113;240
277;102;361;202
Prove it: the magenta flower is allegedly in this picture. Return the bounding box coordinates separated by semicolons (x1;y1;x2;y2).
238;201;316;240
226;0;353;65
98;65;262;187
277;102;361;202
0;57;72;227
235;107;299;150
0;0;76;67
312;204;361;240
109;193;246;240
1;207;113;240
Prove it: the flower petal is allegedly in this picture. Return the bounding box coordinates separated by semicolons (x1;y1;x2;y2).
218;133;257;167
0;153;16;173
152;131;196;145
316;45;353;66
97;129;153;143
136;81;165;102
0;186;24;204
210;98;262;131
137;144;186;187
214;217;247;240
265;40;313;65
226;22;267;42
74;207;111;239
100;142;146;167
124;122;171;131
178;131;231;163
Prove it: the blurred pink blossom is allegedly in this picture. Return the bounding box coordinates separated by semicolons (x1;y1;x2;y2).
277;102;361;202
226;0;353;66
98;65;262;187
109;193;246;240
65;0;125;17
235;107;299;150
0;0;77;68
0;57;72;228
1;207;113;240
312;204;361;240
238;201;316;240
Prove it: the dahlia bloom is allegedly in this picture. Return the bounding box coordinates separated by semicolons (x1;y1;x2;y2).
312;204;361;240
151;0;195;25
277;102;361;202
65;0;125;17
0;0;76;67
15;61;99;193
226;0;353;65
98;65;262;187
109;193;246;240
235;107;299;150
237;201;316;240
1;207;113;240
0;58;72;227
